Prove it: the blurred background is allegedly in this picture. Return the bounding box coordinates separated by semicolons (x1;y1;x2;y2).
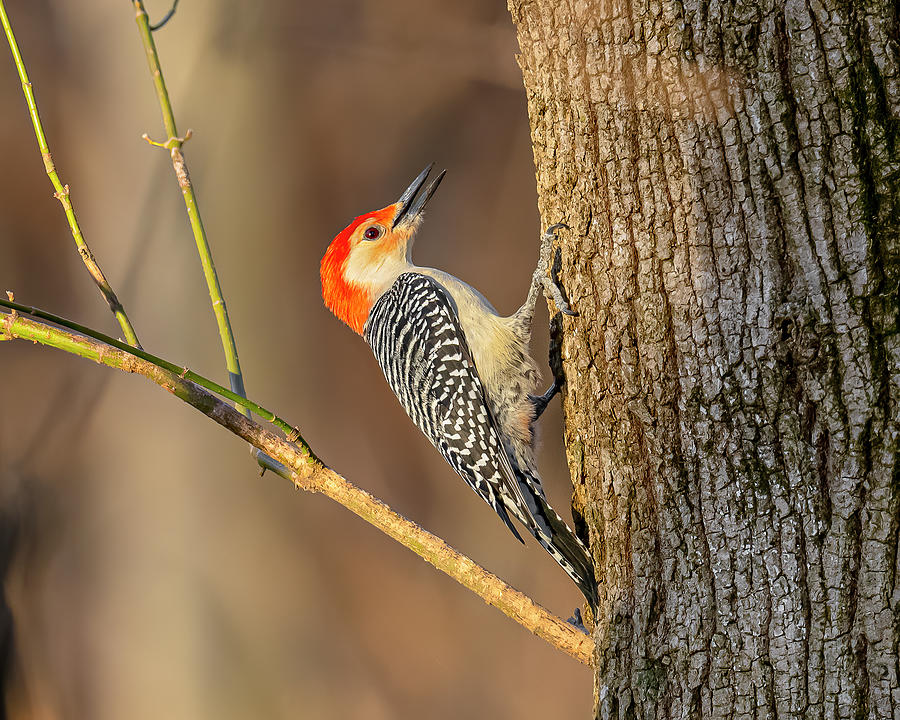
0;1;591;717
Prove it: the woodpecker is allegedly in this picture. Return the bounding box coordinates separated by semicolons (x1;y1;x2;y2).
320;165;598;612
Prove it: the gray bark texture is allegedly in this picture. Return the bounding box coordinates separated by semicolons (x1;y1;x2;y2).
508;0;899;718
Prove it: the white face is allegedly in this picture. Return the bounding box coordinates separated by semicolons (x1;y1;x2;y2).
342;220;413;299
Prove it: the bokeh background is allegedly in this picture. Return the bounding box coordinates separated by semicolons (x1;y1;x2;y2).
0;1;591;717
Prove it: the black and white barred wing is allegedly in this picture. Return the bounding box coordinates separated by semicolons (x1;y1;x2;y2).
363;272;530;541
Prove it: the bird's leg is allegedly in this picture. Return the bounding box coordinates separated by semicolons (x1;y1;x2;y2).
567;608;588;634
516;223;575;418
512;223;576;343
530;381;560;419
538;223;577;319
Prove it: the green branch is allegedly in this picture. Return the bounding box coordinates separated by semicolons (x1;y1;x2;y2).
129;1;245;403
0;296;314;462
0;308;594;667
0;0;141;348
128;0;282;474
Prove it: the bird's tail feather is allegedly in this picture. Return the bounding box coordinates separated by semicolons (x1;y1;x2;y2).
532;494;599;614
498;459;599;613
522;482;600;616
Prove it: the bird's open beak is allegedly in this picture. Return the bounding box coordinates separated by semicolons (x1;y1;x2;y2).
392;163;446;230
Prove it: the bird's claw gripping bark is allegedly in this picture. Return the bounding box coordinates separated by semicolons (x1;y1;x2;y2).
511;222;576;341
566;608;588;634
545;222;569;236
529;381;560;419
540;224;577;317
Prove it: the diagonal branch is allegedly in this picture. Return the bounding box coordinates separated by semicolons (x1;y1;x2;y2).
0;0;141;348
0;304;594;666
0;297;310;449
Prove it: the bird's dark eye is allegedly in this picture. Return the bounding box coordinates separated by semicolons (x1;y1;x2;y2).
363;226;382;241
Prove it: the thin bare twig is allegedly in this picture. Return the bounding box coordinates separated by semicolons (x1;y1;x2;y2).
128;0;282;474
0;0;141;348
149;0;179;31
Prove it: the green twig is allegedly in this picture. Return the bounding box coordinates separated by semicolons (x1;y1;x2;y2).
129;1;244;401
0;296;313;463
0;0;141;348
128;0;279;473
0;308;594;666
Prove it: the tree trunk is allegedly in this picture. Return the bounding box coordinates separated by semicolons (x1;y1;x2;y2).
509;0;899;717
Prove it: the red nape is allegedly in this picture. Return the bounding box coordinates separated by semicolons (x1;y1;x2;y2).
320;208;393;335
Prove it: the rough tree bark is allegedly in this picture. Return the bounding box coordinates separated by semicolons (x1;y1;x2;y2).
509;0;898;717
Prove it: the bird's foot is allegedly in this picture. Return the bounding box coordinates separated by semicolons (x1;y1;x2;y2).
540;224;577;317
566;608;588;634
529;382;560;419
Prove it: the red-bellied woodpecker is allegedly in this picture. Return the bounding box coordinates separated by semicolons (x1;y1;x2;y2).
320;165;598;612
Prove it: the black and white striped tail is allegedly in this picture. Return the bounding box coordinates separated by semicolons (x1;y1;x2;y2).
510;466;599;613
